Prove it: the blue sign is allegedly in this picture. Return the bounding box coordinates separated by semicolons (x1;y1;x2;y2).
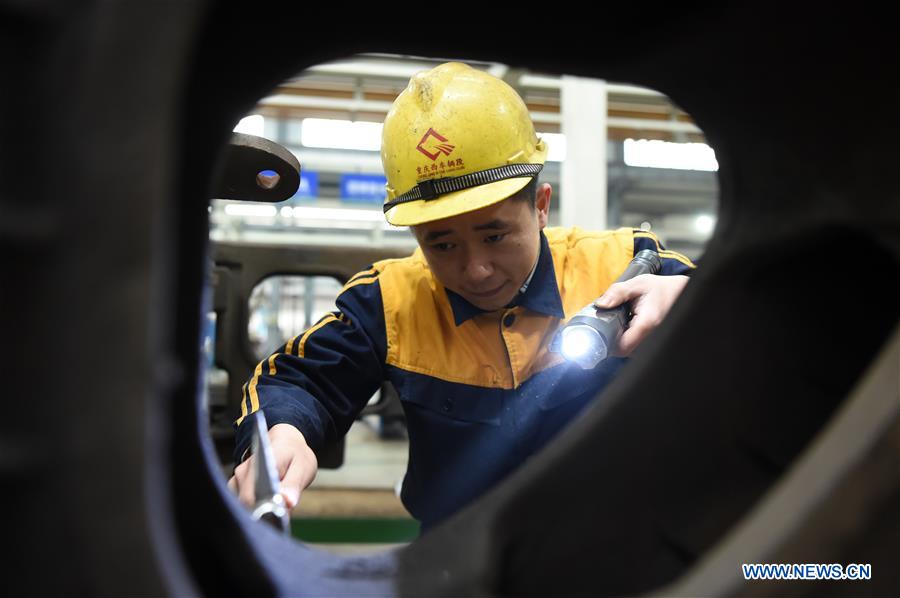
293;171;318;199
340;174;387;203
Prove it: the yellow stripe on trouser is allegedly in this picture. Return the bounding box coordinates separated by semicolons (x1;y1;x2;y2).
285;334;300;357
234;318;338;428
346;267;377;283
298;314;339;358
242;360;266;426
340;275;378;294
235;347;282;427
237;383;249;425
659;250;696;268
236;382;252;427
633;231;696;268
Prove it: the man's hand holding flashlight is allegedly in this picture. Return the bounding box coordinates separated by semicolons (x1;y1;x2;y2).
593;274;689;357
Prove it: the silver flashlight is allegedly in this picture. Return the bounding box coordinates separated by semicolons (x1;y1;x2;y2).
552;249;662;369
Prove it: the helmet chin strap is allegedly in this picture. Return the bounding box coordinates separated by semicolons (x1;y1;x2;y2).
383;164;543;213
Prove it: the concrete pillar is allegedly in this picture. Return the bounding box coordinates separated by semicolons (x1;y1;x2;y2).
560;76;607;230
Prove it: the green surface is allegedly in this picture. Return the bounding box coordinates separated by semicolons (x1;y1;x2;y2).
292;518;420;544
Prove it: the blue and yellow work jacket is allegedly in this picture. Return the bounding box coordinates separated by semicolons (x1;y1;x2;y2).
234;227;695;530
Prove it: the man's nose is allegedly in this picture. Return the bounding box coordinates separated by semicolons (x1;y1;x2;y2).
463;252;494;283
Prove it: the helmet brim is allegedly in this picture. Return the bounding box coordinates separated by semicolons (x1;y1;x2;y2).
384;177;532;227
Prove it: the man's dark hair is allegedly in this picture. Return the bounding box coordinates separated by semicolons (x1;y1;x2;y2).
509;176;539;208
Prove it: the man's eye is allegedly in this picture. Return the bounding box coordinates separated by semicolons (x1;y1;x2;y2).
485;233;507;244
431;242;456;252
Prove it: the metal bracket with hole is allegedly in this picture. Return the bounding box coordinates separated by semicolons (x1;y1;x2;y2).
212;133;301;202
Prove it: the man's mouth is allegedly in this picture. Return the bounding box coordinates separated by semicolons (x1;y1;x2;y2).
466;282;507;298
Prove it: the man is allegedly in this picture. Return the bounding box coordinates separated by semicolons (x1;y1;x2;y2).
228;62;695;531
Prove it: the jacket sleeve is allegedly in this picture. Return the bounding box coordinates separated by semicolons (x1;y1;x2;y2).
232;269;387;462
631;229;697;276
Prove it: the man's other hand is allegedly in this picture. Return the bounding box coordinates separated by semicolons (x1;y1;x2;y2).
227;423;318;511
593;274;689;357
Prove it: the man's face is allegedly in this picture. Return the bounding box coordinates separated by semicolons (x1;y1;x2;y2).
412;183;552;311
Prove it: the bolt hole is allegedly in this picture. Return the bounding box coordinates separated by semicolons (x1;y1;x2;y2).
256;170;280;190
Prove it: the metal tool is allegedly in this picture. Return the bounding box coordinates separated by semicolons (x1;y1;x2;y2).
551;249;662;369
249;410;291;535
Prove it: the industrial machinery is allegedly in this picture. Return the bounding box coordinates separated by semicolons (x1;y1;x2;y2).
3;6;898;597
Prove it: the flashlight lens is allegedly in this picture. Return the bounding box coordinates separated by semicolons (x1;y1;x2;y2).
561;326;600;361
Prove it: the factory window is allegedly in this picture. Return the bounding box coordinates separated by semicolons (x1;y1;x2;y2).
247;275;343;362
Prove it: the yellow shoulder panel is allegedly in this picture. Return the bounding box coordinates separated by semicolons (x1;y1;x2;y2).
544;227;636;318
378;252;514;388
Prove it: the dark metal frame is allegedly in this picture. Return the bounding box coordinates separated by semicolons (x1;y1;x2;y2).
209;241;408;467
3;5;898;596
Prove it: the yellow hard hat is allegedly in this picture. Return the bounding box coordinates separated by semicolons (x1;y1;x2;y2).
381;62;548;226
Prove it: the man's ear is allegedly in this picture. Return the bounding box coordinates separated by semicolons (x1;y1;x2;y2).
536;183;552;229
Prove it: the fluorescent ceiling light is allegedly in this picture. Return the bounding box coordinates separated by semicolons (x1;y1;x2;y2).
224;204;277;218
301;118;382;151
694;214;716;234
303;60;439;80
291;205;384;222
624;138;719;171
298;118;567;164
234;114;265;137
